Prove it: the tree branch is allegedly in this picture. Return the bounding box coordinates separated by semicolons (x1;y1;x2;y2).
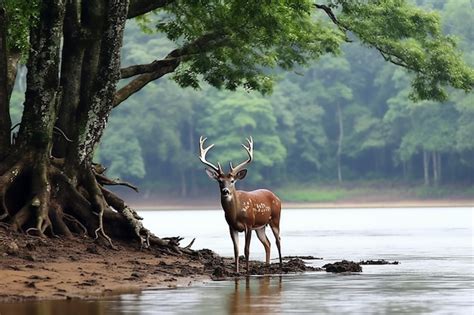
314;3;351;42
127;0;175;19
95;173;139;193
120;58;177;79
114;32;228;107
314;3;424;74
114;60;179;107
314;4;347;31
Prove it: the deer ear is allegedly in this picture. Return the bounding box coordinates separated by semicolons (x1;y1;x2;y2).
205;168;219;180
235;169;247;180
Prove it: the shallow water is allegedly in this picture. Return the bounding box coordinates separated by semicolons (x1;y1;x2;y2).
0;207;473;314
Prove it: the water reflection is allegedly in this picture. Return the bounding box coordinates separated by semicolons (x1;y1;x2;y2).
0;299;109;315
228;276;282;315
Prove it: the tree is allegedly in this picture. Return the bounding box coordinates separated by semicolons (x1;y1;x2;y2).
0;0;472;248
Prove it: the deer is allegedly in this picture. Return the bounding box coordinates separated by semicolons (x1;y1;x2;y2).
199;136;282;273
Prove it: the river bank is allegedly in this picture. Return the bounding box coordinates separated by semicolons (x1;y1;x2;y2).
130;198;473;210
0;226;314;303
0;228;207;302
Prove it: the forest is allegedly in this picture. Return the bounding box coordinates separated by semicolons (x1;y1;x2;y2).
8;0;474;201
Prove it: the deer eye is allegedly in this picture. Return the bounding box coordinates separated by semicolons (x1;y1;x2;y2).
231;179;235;184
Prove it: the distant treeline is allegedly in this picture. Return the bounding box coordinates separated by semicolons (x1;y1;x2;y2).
10;0;474;197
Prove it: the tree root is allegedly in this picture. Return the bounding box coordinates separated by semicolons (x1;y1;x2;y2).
0;154;195;254
0;158;26;220
95;173;139;193
63;213;87;236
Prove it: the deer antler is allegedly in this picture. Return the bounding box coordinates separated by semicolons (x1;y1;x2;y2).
230;137;253;175
199;136;223;174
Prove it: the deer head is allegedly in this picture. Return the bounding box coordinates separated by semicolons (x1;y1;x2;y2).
199;136;253;200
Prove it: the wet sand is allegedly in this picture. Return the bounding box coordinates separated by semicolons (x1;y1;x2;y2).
0;228;315;302
0;229;210;302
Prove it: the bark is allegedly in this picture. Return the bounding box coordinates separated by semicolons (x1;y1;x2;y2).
17;0;65;150
127;0;175;19
336;103;343;183
0;7;11;156
54;0;85;158
423;150;430;186
73;0;129;166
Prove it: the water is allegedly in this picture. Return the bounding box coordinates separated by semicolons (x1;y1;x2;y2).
0;207;472;314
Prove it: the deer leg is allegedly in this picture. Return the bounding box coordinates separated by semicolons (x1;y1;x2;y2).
255;227;271;264
270;225;282;268
244;227;252;274
229;227;239;273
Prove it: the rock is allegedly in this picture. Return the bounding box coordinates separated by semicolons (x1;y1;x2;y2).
323;260;362;273
5;241;20;256
283;255;323;260
212;266;225;279
359;259;399;265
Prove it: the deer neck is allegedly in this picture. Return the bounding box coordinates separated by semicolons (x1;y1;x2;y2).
221;188;240;225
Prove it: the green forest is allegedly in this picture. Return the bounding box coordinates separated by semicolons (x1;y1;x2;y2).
9;0;474;202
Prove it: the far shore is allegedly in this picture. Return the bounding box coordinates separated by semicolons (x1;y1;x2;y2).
130;199;474;210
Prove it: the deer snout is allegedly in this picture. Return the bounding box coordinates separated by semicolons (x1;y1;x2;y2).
221;188;231;196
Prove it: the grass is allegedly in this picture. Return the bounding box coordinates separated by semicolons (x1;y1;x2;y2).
413;185;474;199
275;182;474;203
275;185;368;202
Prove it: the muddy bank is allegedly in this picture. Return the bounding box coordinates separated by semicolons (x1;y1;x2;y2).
0;227;319;303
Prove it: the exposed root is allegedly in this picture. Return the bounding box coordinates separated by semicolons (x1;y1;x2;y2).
0;158;27;220
9;199;33;232
184;238;195;249
63;213;87;237
49;201;73;238
95;173;139;193
84;169;116;249
0;154;196;253
102;187;150;248
0;222;10;229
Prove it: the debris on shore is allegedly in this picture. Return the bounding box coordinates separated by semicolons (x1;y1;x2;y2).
323;260;363;273
359;259;399;265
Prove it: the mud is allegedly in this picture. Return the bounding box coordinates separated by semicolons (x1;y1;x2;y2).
323;260;363;273
0;228;319;302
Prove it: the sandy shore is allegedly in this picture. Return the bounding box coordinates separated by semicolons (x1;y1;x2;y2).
0;230;209;303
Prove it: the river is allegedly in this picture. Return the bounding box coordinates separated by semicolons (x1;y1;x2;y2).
0;207;472;314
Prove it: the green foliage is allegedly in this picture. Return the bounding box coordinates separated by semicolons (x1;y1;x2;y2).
94;0;474;195
198;90;286;183
337;0;474;101
276;185;347;202
3;0;39;57
96;129;146;180
147;0;344;92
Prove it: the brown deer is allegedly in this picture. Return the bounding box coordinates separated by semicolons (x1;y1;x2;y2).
199;136;282;273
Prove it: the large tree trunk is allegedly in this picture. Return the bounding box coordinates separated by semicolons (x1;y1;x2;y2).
0;0;186;252
0;7;11;159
